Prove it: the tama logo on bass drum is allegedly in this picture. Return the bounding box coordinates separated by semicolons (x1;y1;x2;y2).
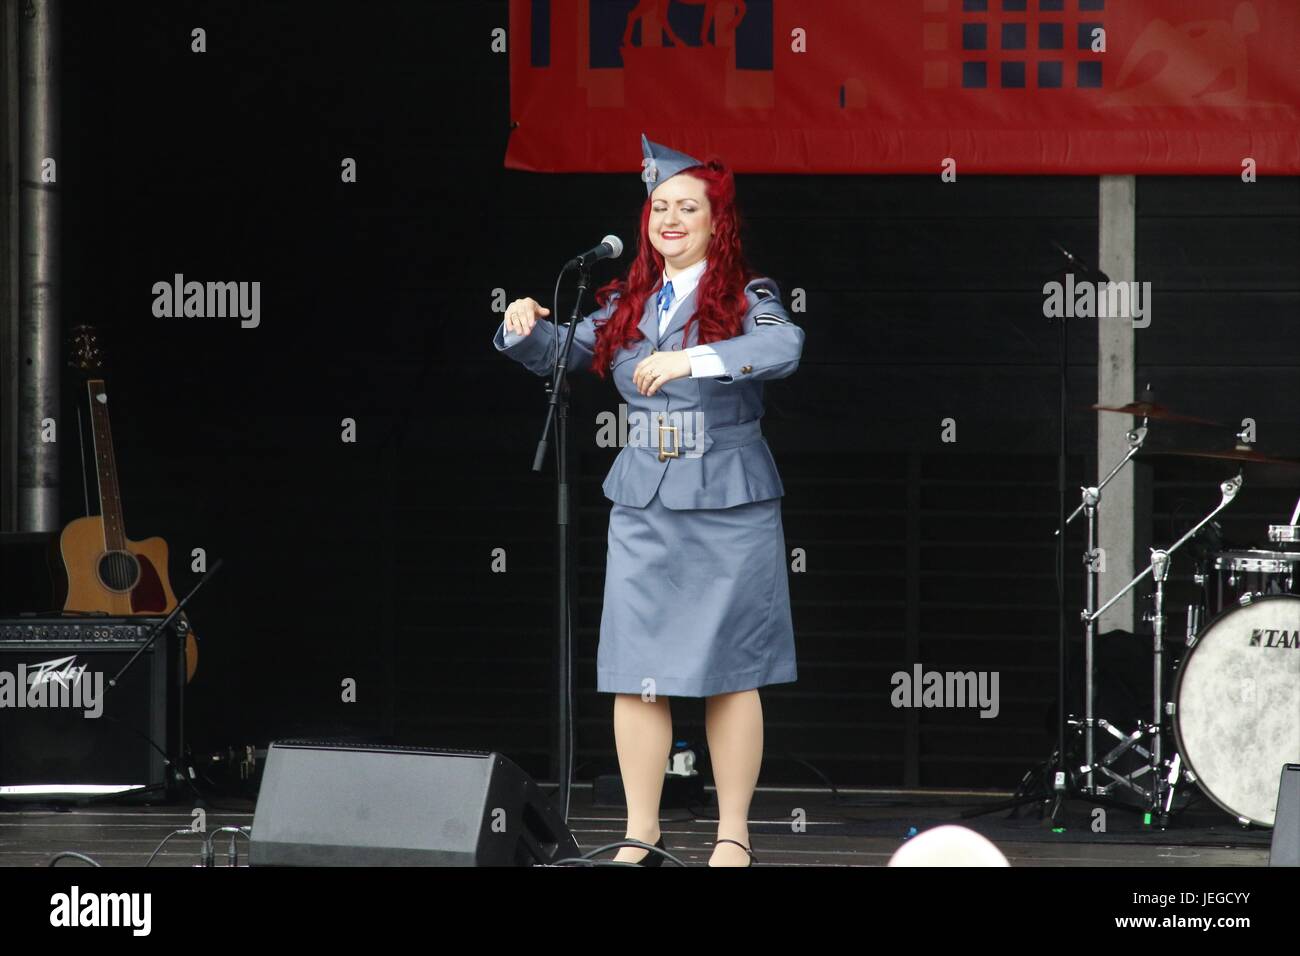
1247;628;1300;648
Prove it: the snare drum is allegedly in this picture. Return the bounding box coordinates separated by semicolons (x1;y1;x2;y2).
1172;594;1300;826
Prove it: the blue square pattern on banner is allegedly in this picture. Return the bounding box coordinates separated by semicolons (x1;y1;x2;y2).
1078;22;1103;50
962;61;988;88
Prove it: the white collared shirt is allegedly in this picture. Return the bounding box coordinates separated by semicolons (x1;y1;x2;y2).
659;258;725;378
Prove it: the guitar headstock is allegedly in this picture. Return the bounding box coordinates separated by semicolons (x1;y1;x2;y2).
67;325;106;377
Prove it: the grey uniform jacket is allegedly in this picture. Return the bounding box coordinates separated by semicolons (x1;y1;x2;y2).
492;277;803;510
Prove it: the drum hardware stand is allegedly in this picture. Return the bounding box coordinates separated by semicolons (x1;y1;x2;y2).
1161;751;1185;816
1148;548;1170;804
1082;474;1243;818
1064;425;1148;797
1184;604;1201;647
1057;425;1148;534
1090;718;1160;801
975;426;1147;822
1267;493;1300;544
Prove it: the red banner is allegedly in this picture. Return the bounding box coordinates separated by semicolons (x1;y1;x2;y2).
506;0;1300;174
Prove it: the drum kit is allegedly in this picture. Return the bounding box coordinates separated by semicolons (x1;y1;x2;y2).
1064;401;1300;828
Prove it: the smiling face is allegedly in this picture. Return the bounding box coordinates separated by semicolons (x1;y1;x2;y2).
648;173;713;276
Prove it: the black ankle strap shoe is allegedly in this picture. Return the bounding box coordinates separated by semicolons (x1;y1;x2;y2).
635;835;666;867
712;838;756;867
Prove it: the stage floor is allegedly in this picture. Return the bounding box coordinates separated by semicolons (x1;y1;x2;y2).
0;787;1272;867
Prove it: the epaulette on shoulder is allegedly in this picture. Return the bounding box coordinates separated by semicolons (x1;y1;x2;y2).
745;277;779;301
594;290;621;323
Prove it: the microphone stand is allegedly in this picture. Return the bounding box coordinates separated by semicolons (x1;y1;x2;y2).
970;243;1097;824
1048;241;1109;823
108;558;223;797
530;262;594;824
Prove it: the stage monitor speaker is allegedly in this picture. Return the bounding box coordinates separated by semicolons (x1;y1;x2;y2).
249;740;581;866
1270;764;1300;867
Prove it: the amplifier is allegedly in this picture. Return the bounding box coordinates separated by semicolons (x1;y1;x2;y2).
0;616;180;801
0;617;172;644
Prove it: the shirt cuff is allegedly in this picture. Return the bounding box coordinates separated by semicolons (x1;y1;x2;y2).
501;321;526;347
686;344;726;378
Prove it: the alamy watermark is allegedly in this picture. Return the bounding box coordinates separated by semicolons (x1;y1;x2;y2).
890;663;1000;719
152;274;260;328
596;405;706;458
1043;272;1151;328
0;657;104;718
50;886;151;936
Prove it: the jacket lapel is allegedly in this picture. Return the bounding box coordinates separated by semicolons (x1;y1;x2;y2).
637;284;701;347
656;287;699;347
637;292;658;344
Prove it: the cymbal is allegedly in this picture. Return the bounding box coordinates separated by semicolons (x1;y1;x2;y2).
1091;401;1224;427
1151;446;1300;466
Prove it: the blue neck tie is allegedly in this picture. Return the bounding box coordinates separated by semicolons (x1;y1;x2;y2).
656;281;675;330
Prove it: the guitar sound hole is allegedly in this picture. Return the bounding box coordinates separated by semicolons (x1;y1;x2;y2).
97;550;141;592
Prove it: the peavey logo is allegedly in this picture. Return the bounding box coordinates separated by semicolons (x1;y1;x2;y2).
50;886;151;936
0;657;103;717
27;655;88;688
1248;628;1300;649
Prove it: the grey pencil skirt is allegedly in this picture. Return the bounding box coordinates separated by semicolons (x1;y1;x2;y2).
596;488;797;697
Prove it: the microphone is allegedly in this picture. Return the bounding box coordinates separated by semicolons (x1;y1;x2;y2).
1050;240;1110;282
565;235;623;271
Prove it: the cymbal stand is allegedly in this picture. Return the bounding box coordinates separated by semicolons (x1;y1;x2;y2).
1057;424;1147;795
1083;474;1243;815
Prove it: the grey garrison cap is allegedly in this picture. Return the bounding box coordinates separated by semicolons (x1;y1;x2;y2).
641;133;703;196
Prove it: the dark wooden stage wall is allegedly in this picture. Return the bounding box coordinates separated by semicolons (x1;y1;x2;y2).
54;3;1299;788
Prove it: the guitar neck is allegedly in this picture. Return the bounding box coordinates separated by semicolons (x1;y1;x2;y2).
86;378;127;551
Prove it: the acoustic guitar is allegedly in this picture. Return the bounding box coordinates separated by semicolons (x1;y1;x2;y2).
58;326;199;682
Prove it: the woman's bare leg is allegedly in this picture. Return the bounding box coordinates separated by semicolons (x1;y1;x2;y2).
612;692;672;863
705;688;763;866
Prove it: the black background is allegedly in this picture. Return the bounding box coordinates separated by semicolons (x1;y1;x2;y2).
51;1;1300;788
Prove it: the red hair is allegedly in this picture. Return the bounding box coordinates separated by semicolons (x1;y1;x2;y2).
588;159;755;380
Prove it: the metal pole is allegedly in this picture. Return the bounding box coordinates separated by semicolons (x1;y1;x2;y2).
0;0;22;531
17;0;60;532
1149;549;1169;815
1082;486;1099;795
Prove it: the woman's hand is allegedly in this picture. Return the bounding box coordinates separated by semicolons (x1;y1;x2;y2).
633;351;692;396
503;297;550;336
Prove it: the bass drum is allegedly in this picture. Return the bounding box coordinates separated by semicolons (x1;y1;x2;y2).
1172;594;1300;826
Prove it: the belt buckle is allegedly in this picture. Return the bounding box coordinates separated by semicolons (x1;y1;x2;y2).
657;414;680;462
